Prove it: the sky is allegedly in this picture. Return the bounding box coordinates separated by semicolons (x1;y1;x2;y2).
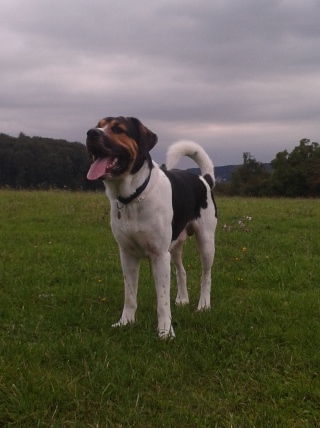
1;0;319;167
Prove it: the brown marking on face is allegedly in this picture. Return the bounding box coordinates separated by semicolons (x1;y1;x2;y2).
97;118;107;128
105;119;139;163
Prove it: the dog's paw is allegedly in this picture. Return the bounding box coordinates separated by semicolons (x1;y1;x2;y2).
112;321;124;328
158;325;175;340
112;316;135;328
196;303;211;312
197;294;211;311
175;296;189;306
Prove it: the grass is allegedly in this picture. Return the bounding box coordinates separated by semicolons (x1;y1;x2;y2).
0;190;320;427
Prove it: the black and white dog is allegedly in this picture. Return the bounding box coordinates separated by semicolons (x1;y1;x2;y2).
86;117;217;338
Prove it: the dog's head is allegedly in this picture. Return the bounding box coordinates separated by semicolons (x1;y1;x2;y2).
86;116;158;180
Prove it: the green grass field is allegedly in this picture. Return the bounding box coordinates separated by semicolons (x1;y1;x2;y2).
1;190;319;427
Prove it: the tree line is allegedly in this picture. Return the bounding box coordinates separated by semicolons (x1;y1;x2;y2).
216;139;320;197
0;133;319;196
0;132;103;190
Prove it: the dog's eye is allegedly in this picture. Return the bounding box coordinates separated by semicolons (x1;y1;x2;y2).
112;124;125;134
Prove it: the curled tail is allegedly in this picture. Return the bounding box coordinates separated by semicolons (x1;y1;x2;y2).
166;140;215;186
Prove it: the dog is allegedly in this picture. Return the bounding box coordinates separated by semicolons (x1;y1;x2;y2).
86;116;217;338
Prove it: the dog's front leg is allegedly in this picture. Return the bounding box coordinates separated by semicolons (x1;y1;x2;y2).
112;250;140;328
150;252;175;339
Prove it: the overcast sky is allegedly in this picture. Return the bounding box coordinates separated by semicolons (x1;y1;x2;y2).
1;0;319;166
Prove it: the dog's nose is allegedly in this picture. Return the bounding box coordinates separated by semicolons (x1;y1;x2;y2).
87;128;104;137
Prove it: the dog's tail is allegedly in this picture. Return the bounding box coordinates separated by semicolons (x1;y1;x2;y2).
166;140;215;186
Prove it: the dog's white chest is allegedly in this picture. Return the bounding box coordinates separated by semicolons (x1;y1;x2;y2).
110;201;172;258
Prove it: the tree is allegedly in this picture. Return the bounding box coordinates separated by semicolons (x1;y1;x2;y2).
309;157;320;194
0;132;103;190
270;139;320;196
229;152;270;196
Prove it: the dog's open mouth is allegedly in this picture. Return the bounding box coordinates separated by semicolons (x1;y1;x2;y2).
87;155;129;180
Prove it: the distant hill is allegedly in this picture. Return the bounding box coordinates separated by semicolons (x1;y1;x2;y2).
189;164;272;182
215;165;239;182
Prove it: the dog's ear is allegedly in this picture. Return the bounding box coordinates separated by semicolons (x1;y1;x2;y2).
129;117;158;154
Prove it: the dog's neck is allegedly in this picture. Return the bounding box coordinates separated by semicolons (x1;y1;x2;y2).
117;167;152;205
103;161;153;203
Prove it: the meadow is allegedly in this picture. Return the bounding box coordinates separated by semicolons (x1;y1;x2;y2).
0;190;319;427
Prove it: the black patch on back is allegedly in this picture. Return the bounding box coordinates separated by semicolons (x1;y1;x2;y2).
203;173;218;219
211;193;218;219
163;169;209;241
203;173;214;189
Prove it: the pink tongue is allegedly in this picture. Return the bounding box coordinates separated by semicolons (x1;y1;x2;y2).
87;158;109;180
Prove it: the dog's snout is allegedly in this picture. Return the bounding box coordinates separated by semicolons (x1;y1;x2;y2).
87;128;104;138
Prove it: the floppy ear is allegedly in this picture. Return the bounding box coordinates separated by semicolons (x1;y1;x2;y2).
130;117;158;154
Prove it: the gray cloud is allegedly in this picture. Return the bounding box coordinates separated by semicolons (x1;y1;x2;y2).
1;0;319;166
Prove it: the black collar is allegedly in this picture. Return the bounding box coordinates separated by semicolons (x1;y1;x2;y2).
117;168;152;205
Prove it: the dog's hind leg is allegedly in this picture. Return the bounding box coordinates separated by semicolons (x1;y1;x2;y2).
194;223;216;311
197;241;214;310
112;250;140;328
171;235;189;306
